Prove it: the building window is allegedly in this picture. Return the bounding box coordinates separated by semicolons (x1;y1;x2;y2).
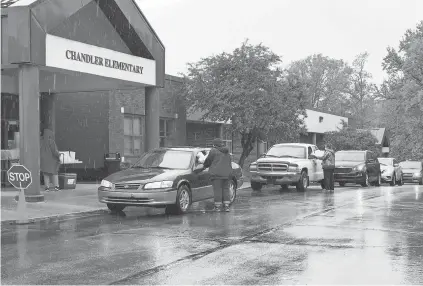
124;115;143;156
160;118;173;147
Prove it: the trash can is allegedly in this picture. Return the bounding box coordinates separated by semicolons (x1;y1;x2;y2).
58;173;77;189
104;153;121;176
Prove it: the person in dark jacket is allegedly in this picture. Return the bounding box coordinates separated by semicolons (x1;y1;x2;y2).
316;143;336;193
40;128;61;192
203;138;233;212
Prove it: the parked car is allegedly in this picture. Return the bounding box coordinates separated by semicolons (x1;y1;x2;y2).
378;157;403;186
334;150;381;187
98;147;244;215
399;160;423;185
249;143;325;192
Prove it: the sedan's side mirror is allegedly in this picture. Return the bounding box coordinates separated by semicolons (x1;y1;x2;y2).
394;163;399;167
309;154;316;159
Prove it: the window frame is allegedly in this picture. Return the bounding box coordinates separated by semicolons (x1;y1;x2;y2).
123;114;144;156
159;118;173;147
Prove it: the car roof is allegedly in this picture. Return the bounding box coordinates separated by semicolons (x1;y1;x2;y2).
160;146;209;152
273;143;315;147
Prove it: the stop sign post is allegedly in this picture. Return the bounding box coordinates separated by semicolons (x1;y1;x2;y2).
7;165;32;190
7;164;33;224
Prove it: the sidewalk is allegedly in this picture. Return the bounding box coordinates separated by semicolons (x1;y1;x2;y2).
1;181;252;224
1;183;106;224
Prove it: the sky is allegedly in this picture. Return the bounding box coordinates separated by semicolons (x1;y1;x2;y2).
136;0;423;84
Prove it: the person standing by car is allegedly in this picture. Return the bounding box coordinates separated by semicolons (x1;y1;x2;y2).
316;143;336;193
40;128;61;192
203;138;233;212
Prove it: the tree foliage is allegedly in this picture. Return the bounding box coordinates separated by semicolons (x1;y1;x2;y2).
345;52;378;128
379;21;423;161
287;52;379;128
323;128;379;154
287;54;352;115
180;40;307;167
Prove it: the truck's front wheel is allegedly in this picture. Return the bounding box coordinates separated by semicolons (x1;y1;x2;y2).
296;171;308;192
251;182;263;191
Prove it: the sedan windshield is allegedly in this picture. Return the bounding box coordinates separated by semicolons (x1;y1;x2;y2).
336;152;366;162
378;158;393;166
399;161;422;169
132;150;193;169
266;146;306;159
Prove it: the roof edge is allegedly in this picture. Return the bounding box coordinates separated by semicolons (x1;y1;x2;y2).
165;74;183;83
132;1;165;51
305;107;350;118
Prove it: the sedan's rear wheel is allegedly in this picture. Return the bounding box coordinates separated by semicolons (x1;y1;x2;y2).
165;185;191;215
107;203;126;212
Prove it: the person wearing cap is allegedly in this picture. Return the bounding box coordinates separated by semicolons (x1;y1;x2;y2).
203;138;233;212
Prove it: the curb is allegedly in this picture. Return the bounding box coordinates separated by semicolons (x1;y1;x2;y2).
2;183;253;225
1;208;108;226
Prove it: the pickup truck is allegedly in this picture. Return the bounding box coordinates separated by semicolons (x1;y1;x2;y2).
249;143;325;192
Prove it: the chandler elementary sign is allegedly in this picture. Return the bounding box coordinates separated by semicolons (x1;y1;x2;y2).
46;34;156;85
65;50;144;75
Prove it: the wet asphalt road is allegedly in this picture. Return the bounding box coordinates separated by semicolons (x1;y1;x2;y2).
2;183;423;285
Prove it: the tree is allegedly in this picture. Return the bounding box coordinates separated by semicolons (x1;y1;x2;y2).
180;40;307;167
287;54;352;116
345;52;377;128
323;128;379;154
379;21;423;161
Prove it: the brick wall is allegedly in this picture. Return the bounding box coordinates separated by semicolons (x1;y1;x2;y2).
54;76;187;180
161;76;187;146
55;91;110;171
186;122;220;147
108;88;146;159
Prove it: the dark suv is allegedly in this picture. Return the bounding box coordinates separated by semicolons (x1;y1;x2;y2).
334;150;381;187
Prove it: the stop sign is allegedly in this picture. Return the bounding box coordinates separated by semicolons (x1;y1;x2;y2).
7;165;32;189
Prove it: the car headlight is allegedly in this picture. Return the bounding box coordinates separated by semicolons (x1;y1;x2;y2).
414;173;422;178
249;163;257;171
100;180;113;188
144;181;174;189
353;164;365;172
288;165;299;172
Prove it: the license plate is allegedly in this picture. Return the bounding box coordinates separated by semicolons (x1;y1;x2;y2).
67;179;75;185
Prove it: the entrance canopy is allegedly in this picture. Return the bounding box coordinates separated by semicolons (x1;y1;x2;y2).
1;0;165;88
